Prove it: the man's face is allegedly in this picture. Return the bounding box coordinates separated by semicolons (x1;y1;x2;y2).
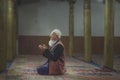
50;33;58;41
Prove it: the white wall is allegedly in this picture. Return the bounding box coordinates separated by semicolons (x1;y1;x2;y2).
91;1;105;36
18;0;120;36
115;2;120;37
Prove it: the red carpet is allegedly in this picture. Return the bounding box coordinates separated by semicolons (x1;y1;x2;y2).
0;55;120;80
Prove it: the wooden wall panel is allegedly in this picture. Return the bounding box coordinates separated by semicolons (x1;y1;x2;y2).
114;37;120;54
18;36;120;55
92;37;104;54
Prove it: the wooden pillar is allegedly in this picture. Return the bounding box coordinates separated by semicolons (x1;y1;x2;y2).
12;0;18;57
104;0;114;68
0;0;7;72
84;0;92;62
6;0;17;61
69;0;75;56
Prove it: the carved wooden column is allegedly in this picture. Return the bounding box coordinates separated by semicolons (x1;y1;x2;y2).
12;0;18;57
6;0;17;61
84;0;92;62
69;0;75;56
0;0;7;72
104;0;115;68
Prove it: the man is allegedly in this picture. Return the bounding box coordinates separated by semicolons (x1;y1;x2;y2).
37;29;66;75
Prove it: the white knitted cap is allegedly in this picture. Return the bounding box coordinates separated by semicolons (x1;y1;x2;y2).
50;29;62;38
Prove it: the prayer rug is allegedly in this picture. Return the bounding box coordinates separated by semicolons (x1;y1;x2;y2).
0;55;120;80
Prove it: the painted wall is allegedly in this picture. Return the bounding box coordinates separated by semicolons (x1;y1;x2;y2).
18;0;69;36
18;0;120;37
18;0;120;55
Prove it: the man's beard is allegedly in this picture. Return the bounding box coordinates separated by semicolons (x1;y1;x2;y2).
49;40;57;47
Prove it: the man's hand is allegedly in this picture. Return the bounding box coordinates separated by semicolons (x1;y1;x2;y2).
42;44;48;49
38;44;48;53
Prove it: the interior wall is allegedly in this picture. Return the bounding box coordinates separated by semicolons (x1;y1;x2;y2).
18;0;69;36
18;0;120;36
18;0;120;55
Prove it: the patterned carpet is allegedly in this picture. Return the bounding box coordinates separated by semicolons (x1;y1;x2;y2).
0;55;120;80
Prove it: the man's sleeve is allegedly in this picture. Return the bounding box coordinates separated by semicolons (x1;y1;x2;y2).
43;44;64;61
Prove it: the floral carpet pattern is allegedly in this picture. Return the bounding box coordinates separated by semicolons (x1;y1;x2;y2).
0;55;120;80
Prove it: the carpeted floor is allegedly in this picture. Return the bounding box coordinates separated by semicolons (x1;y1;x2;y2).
0;55;120;80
